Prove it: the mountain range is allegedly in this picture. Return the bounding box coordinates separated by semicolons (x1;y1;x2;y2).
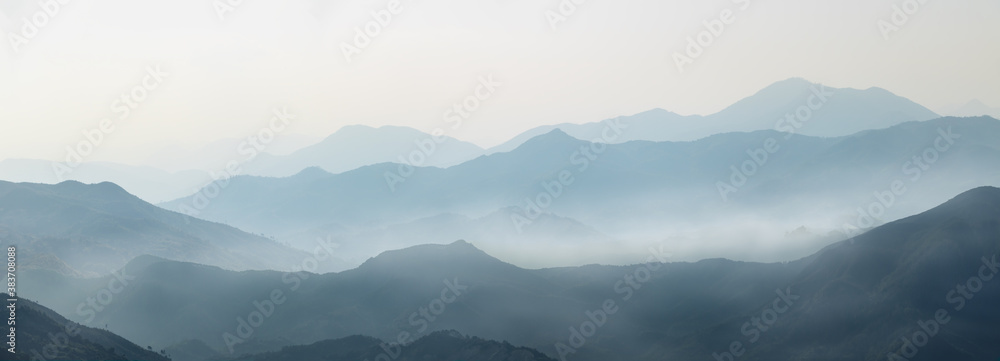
4;76;1000;361
938;99;1000;119
0;78;942;203
160;116;1000;266
17;186;1000;360
7;292;554;361
239;125;486;177
486;78;940;153
231;331;557;361
0;159;210;204
0;180;339;276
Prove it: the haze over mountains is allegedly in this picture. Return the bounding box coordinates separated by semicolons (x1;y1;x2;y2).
239;125;486;178
17;187;1000;361
6;0;1000;358
160;115;1000;267
0;159;210;204
3;76;1000;361
487;78;941;153
938;99;1000;119
6;294;170;361
141;134;323;173
0;180;337;276
13;76;983;274
0;78;947;203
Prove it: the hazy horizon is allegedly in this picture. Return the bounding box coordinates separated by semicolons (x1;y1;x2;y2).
2;0;999;165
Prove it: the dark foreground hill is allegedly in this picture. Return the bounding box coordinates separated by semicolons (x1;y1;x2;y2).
4;293;169;361
649;186;1000;360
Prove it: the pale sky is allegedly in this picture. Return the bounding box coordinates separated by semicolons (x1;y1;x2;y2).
0;0;998;164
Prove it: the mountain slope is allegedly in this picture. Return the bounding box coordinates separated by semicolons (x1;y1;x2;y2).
239;331;556;361
161;116;1000;265
18;240;802;359
766;186;1000;360
490;78;939;151
650;187;1000;360
23;187;1000;360
0;159;210;203
241;125;485;177
321;208;626;268
6;294;170;361
0;180;323;276
938;99;1000;119
709;78;940;137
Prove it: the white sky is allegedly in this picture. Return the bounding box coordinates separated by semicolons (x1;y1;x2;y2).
0;0;998;164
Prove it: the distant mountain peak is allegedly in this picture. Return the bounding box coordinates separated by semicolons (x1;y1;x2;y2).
321;124;399;142
325;124;424;140
750;78;816;99
512;128;582;152
93;180;130;193
52;179;86;188
771;77;813;87
49;180;142;203
122;254;169;271
635;108;679;117
753;77;816;94
293;166;331;178
332;124;377;133
861;85;892;94
357;239;513;274
965;99;988;107
388;239;491;258
543;128;571;136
